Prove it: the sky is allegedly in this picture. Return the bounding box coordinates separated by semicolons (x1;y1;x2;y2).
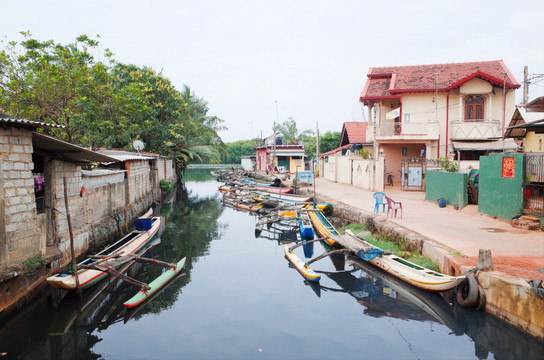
2;0;544;143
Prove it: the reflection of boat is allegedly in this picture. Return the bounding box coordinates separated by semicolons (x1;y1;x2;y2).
123;257;187;308
344;256;464;334
284;243;321;282
47;215;160;291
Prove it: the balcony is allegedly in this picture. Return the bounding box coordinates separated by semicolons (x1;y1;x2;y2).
368;122;439;141
450;119;501;140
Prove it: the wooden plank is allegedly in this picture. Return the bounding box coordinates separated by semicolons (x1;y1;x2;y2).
329;233;375;253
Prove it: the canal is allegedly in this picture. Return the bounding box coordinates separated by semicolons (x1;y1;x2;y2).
1;168;543;359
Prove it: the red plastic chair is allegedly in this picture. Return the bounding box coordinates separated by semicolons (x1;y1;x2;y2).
385;196;402;218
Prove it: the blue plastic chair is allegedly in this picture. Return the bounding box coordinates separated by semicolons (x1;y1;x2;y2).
373;192;387;213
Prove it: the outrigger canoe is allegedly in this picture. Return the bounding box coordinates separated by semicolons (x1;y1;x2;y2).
306;207;338;245
284;243;321;282
47;216;160;291
340;231;466;292
123;257;186;308
364;252;465;292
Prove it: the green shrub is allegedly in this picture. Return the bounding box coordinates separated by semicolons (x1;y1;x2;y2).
160;179;174;193
437;157;459;172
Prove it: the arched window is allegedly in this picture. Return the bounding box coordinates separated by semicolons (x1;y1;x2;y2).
464;96;484;122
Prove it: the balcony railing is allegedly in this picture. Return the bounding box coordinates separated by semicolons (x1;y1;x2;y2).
368;122;439;140
450;119;501;140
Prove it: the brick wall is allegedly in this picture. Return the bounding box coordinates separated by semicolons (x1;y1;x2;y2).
0;127;42;269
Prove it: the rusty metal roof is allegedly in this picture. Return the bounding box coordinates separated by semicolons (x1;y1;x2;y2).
32;133;118;164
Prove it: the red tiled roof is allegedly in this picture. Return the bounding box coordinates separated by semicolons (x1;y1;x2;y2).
320;144;350;157
360;60;520;102
340;122;368;146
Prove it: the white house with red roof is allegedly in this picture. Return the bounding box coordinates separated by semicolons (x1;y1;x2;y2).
359;60;520;189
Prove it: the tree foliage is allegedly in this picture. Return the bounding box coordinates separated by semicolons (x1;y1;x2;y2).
221;138;260;164
0;33;226;172
272;117;314;145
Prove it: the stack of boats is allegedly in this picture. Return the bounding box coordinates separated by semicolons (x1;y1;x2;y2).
215;171;466;293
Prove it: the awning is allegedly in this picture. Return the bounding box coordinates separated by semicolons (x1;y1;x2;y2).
451;140;519;151
32;133;118;163
507;119;544;134
386;108;400;120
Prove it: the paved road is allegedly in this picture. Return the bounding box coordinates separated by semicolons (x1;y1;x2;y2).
310;177;543;279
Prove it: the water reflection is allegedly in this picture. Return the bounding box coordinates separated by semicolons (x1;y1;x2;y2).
315;255;544;360
1;171;544;360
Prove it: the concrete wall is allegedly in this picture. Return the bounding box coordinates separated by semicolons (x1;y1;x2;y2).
321;153;374;190
425;170;468;208
0;127;42;269
524;132;544;153
479;153;524;219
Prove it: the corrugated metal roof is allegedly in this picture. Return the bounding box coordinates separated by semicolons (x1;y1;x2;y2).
95;149;157;161
505;107;544;138
451;140;519;151
32;133;118;163
0;117;65;129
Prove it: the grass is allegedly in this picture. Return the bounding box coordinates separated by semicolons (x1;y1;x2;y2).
343;223;440;272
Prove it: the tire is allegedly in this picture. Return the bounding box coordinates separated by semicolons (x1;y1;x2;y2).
475;286;487;311
456;275;479;308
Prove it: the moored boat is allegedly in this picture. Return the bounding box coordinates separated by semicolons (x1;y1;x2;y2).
123;257;186;308
363;252;466;292
306;207;338;245
284;243;321;282
298;212;314;239
47;214;160;291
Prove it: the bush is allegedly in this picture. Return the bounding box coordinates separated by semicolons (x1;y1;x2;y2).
437;157;459;172
159;179;174;193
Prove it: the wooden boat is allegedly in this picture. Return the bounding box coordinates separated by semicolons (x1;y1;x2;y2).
259;193;313;203
363;252;466;292
284;243;321;282
255;185;293;194
298;212;314;239
123;257;186;308
340;231;466;292
47;215;160;291
306;207;338;245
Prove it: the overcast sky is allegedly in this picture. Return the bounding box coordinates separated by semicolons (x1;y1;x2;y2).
2;0;543;143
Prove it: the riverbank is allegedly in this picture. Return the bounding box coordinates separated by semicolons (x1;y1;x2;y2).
250;171;544;341
300;177;544;341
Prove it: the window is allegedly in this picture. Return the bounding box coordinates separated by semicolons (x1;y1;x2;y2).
464;96;484;122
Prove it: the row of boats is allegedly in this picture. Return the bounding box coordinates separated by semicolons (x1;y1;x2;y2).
45;170;466;313
217;171;467;293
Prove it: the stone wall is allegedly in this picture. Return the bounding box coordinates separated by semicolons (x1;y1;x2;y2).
0;127;42;270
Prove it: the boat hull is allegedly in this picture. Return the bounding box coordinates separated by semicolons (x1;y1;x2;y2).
363;253;466;292
307;209;337;245
284;244;321;282
46;217;161;291
123;257;186;308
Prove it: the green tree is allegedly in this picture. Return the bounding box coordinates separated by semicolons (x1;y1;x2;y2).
221;138;260;164
272;117;314;145
1;33;227;172
0;33;123;144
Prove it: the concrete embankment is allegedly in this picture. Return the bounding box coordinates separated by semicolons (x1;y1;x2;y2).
295;177;543;341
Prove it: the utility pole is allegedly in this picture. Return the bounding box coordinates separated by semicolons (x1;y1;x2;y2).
523;66;529;105
273;101;278;173
315;121;319;176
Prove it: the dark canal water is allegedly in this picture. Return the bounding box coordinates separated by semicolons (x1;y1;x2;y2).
1;168;543;359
